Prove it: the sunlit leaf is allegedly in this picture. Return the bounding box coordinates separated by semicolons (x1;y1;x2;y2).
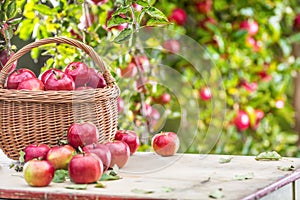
107;15;131;29
209;188;224;199
255;151;282;161
65;184;87;190
234;172;254;180
146;7;168;21
219;156;233;164
113;28;132;44
131;188;155;194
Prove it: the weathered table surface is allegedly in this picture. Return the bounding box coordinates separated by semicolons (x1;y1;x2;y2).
1;150;300;200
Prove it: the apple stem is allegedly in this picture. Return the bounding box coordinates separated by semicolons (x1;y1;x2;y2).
78;146;84;154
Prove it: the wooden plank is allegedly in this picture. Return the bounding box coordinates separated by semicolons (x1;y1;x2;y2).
0;152;300;200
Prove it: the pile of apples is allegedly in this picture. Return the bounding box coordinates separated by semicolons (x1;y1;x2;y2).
22;120;180;187
5;61;107;91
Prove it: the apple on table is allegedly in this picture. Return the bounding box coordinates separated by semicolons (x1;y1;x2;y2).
104;140;130;168
152;132;180;157
114;130;140;155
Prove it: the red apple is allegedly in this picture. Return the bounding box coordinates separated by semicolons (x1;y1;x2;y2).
17;78;44;91
44;70;75;91
162;40;180;54
64;62;90;87
241;81;258;92
199;87;212;101
133;3;143;11
133;55;150;72
39;69;62;84
87;0;108;5
115;130;140;155
195;0;212;14
198;17;217;30
239;20;259;35
151;132;180;157
6;68;36;89
68;153;103;184
258;71;272;82
119;62;138;78
75;86;94;90
67;122;99;149
24;144;50;163
155;93;171;104
83;143;111;171
294;14;300;31
46;145;76;170
23;160;54;187
87;68;107;88
0;50;17;72
234;110;250;131
117;96;124;113
104;141;130;168
169;8;187;26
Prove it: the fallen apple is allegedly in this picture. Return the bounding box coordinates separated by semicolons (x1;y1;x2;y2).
83;143;111;171
23;160;54;187
115;130;140;155
104;141;130;168
68;153;103;184
67;122;99;149
24;144;50;162
152;132;180;156
46;145;76;170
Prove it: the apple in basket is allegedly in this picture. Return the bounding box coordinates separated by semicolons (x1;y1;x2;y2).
39;68;62;84
68;153;103;184
43;70;75;91
67;122;99;149
64;62;90;87
6;68;36;89
23;160;54;187
104;140;130;168
46;144;76;170
152;132;180;156
17;78;44;91
83;143;112;171
24;144;51;162
87;68;107;88
115;130;140;155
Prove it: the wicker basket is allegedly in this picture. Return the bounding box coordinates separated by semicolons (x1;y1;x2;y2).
0;37;120;160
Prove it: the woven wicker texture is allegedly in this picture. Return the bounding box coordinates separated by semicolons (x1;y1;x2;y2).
0;37;120;160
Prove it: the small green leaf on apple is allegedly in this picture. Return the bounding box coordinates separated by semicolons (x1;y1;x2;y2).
95;181;106;188
219;156;233;164
19;150;25;164
209;188;224;199
255;151;282;161
131;188;155;194
277;165;295;171
53;169;69;183
234;172;254;181
65;184;88;190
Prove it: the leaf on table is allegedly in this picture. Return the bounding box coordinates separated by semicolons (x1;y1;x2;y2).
65;184;87;190
255;151;281;161
234;172;254;181
131;188;155;194
219;157;233;164
161;186;174;193
209;188;224;199
95;181;106;188
277;165;295;171
52;169;69;183
100;172;122;181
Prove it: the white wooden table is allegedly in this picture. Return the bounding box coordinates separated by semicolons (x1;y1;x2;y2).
1;151;300;200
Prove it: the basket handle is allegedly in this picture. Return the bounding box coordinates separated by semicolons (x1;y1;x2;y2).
0;37;116;89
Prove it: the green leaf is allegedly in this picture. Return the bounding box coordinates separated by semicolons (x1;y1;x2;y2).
65;184;88;190
146;7;168;21
30;48;40;60
107;15;131;29
52;169;69;183
100;172;122;181
95;181;106;188
245;106;256;128
255;151;282;161
234;172;254;181
4;28;13;40
277;165;295;171
131;188;155;194
161;186;174;193
19;151;25;163
146;18;169;26
113;5;130;16
33;4;55;16
219;156;233;164
135;0;149;7
6;1;17;19
113;28;132;44
7;17;23;25
209;188;224;199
